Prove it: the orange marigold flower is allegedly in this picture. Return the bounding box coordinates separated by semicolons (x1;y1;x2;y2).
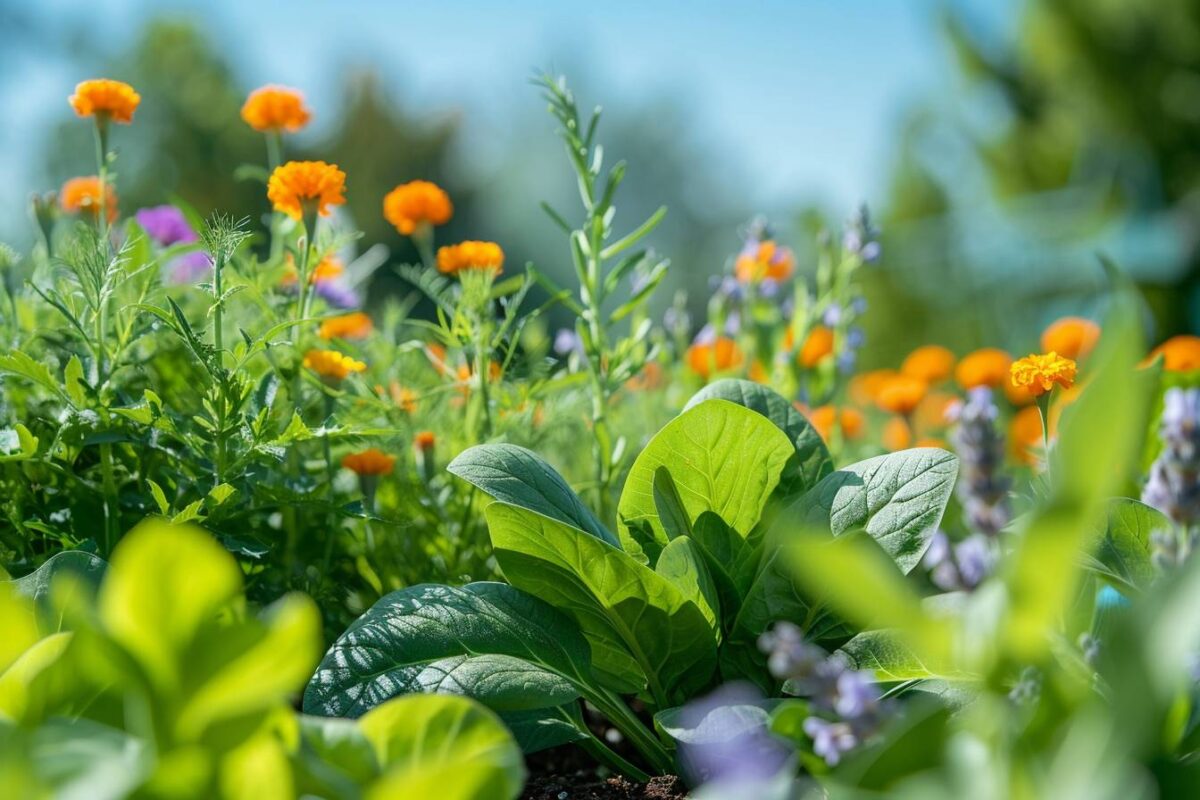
69;79;140;124
1147;335;1200;372
60;176;117;223
425;343;451;376
797;326;835;368
267;161;346;220
625;361;664;391
687;337;743;379
383;180;453;235
341;448;396;476
414;431;436;451
849;369;897;406
1010;352;1077;397
281;254;344;287
916;391;958;431
379;382;418;413
1009;405;1044;466
436;241;504;275
809;406;865;442
901;345;955;384
241;85;311;133
875;374;928;415
319;311;373;341
748;360;770;384
882;416;912;452
734;240;795;283
1004;379;1037;407
1041;317;1100;361
955;348;1012;390
303;349;366;382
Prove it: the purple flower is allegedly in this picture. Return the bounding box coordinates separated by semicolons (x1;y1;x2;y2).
694;324;717;346
925;530;995;591
949;387;1011;537
669;684;792;786
553;328;582;357
1143;388;1200;526
851;296;868;315
724;311;741;336
758;278;780;298
822;304;843;327
836;351;857;375
833;670;879;719
846;326;866;349
315;280;360;309
167;251;213;283
136;205;197;247
803;718;858;766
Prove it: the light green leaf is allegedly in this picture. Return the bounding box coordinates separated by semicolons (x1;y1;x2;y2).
448;444;616;547
618;399;793;551
359;694;525;800
656;538;720;634
0;423;39;463
486;502;717;706
147;479;170;515
782;448;959;573
1092;499;1168;591
684;379;832;496
64;355;87;406
0;351;68;400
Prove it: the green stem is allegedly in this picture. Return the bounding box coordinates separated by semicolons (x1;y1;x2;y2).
577;733;653;783
413;225;436;270
472;314;493;440
589;688;673;775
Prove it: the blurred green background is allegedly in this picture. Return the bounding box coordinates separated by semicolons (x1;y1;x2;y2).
1;0;1196;362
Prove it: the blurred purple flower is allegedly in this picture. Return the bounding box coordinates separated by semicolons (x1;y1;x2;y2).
925;530;994;591
803;718;858;766
315;280;360;309
724;311;741;336
553;328;583;357
694;324;717;346
852;296;868;315
758;278;780;298
669;683;792;786
822;304;843;327
846;326;865;349
836;351;857;375
136;205;197;247
167;251;213;283
1143;388;1200;525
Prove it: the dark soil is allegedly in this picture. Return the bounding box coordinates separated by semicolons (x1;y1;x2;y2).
521;744;687;800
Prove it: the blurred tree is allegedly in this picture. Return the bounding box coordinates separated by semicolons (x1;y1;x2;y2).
875;0;1199;356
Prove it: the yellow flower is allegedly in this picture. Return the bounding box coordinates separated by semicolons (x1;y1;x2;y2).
319;312;373;341
241;85;312;133
901;345;955;384
341;448;396;476
267;161;347;220
436;241;504;275
1010;351;1077;397
303;349;365;382
69;79;140;124
384;180;453;235
60;176;117;222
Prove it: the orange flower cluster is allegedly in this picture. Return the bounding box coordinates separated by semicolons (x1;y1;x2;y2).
955;348;1011;390
875;374;927;415
384;180;453;235
241;86;312;133
734;240;795;283
1010;352;1077;397
377;382;418;413
268;161;346;220
436;241;504;275
69;79;140;124
319;312;373;341
414;431;436;451
341;448;396;476
687;337;742;379
303;349;366;382
60;176;118;223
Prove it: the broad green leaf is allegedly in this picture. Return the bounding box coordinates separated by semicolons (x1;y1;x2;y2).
304;582;593;722
358;694;525;800
98;520;242;694
656;538;720;634
219;730;294;800
782;448;959;573
20;718;151;799
690;511;758;622
829;701;951;791
175;592;322;741
448;444;617;547
618;399;793;551
64;355;87;406
652;467;692;541
839;630;975;684
684;379;833;495
1092;499;1168;591
0;632;72;722
295;715;378;793
498;704;591;754
486;502;718;706
11;551;107;630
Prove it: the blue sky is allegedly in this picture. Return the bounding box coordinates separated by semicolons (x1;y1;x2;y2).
1;0;1014;239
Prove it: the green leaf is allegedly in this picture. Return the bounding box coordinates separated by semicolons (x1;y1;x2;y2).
486;502;718;706
0;424;39;463
618;399;793;552
656;538;720;634
838;630;975;684
498;704;591;754
304;582;593;724
0;351;68;400
64;355;87;406
10;551;107;632
0;632;73;723
652;467;692;541
684;379;833;496
782;448;959;574
1092;499;1168;591
358;694;525;800
147;479;170;515
448;444;617;547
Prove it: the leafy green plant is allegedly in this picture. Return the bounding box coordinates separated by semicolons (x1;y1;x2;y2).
0;519;524;799
304;379;959;781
